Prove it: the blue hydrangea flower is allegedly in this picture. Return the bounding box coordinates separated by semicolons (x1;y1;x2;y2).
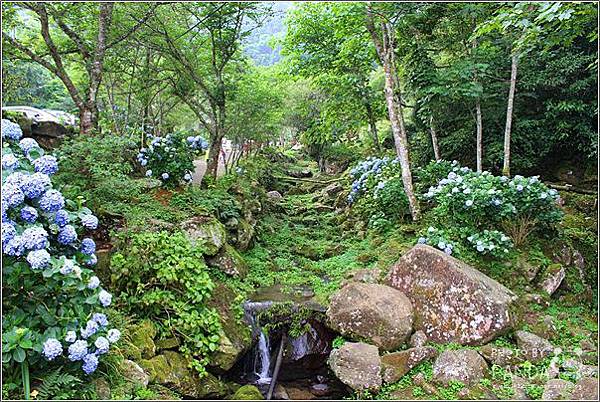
184;173;192;181
107;329;121;343
417;237;427;244
60;259;75;275
92;313;108;327
57;225;77;245
80;238;96;255
81;215;98;230
82;353;99;374
516;184;524;192
465;200;474;207
3;235;25;256
38;189;65;212
20;206;38;223
86;254;98;266
2;183;25;208
68;340;88;361
2;153;19;170
27;249;51;270
4;171;26;187
87;276;100;290
22;226;49;250
42;338;63;361
99;290;112;307
1;119;23;140
476;245;485;252
19;138;39;154
145;170;153;177
437;241;446;250
2;222;16;245
140;159;147;166
65;330;77;343
80;320;99;339
54;210;70;227
161;173;169;180
21;173;52;199
94;336;110;355
444;247;452;255
32;155;59;175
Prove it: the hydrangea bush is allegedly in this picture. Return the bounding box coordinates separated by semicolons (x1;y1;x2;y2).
1;120;119;385
417;227;458;256
420;160;563;257
137;132;208;188
347;157;410;228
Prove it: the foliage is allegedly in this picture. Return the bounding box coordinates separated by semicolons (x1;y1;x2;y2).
347;157;410;228
416;226;459;256
424;161;563;251
137;131;207;188
110;231;221;375
1;120;119;389
36;367;94;400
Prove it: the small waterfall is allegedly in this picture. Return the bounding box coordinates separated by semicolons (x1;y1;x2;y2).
243;301;274;386
255;331;272;384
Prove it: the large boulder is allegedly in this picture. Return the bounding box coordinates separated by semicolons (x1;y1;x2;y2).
141;351;228;399
432;349;489;386
385;244;516;345
569;377;599;400
180;216;227;256
381;346;438;383
207;283;252;372
514;330;554;363
326;283;413;351
542;379;573;400
206;243;248;278
328;342;382;392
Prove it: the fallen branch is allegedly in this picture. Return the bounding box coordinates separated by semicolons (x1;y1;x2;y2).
545;183;597;196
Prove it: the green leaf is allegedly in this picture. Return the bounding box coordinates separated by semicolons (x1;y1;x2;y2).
12;348;26;363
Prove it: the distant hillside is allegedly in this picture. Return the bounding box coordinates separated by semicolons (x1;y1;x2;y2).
243;2;292;66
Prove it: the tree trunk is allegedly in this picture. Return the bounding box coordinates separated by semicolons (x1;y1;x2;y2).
429;116;441;161
206;128;223;178
79;106;98;135
475;99;483;172
366;10;421;221
364;100;381;152
503;53;518;177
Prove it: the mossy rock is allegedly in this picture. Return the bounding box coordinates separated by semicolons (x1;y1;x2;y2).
206;243;248;278
180;216;227;256
207;283;252;372
130;320;157;359
141;351;228;399
156;337;180;351
230;385;264;400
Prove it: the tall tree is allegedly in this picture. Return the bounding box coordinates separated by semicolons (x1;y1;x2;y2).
366;3;421;221
2;2;157;134
142;2;269;177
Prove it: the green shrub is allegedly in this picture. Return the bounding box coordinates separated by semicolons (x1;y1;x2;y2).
109;231;221;375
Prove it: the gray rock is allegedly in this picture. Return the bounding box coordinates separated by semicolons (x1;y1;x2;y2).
267;190;283;199
511;375;530;400
328;342;382;392
381;346;438;383
479;344;524;367
410;330;428;348
180;216;227;256
562;359;598;378
569;377;599;400
326;283;413;351
386;245;516;345
432;349;489;386
538;264;565;296
93;378;111;399
120;359;149;387
206;243;248;278
541;379;573;400
323;183;343;197
515;330;554;363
